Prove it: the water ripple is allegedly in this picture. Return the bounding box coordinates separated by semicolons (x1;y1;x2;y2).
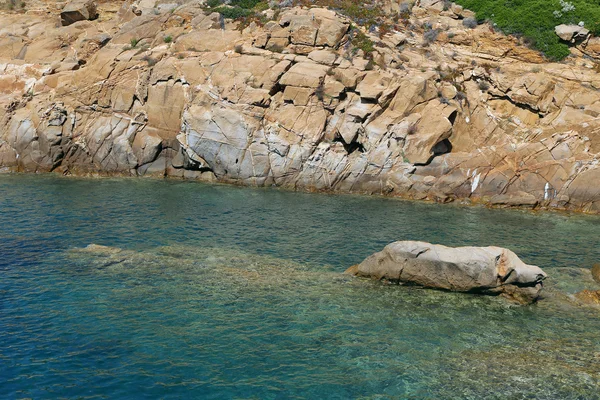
1;176;600;398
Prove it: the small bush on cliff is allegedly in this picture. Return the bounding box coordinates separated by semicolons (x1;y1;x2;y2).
1;0;24;10
294;0;395;39
478;80;490;91
423;29;439;45
205;0;272;31
315;83;325;101
268;43;284;53
462;17;478;29
206;0;267;20
453;0;600;60
214;6;253;19
350;26;375;56
142;55;158;66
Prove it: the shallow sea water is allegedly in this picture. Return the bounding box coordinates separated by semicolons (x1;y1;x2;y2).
1;175;600;399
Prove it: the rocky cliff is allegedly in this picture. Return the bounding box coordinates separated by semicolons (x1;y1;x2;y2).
1;0;600;212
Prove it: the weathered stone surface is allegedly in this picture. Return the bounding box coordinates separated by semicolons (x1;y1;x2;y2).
289;15;318;46
574;290;600;306
279;62;329;88
61;0;98;26
315;17;348;47
490;192;538;208
419;0;445;12
0;2;599;213
592;264;600;284
554;24;589;42
307;50;337;65
346;241;547;304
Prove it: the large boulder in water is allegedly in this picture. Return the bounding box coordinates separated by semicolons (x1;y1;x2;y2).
61;0;98;26
346;241;547;304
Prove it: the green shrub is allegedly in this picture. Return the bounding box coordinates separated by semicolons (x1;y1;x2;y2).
230;0;263;8
205;0;267;21
142;55;158;66
423;29;439;45
164;35;172;43
130;38;139;48
315;83;325;101
254;1;269;11
1;0;24;10
453;0;600;60
214;6;253;19
462;17;478;29
294;0;387;32
350;27;375;56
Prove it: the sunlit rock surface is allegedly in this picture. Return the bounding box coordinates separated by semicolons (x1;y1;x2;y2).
1;1;600;212
346;241;547;304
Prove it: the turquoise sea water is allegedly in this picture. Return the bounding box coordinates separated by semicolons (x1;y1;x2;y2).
1;175;600;399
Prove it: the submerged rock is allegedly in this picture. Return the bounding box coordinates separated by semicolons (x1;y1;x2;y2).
573;289;600;306
346;241;547;304
592;263;600;284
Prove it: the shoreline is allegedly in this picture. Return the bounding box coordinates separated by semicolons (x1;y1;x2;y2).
2;4;599;218
3;169;600;218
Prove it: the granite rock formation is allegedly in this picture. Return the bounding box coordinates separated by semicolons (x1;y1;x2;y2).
1;0;600;212
345;241;548;304
60;0;98;26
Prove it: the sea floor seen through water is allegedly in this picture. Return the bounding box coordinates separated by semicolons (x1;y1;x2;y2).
1;175;600;399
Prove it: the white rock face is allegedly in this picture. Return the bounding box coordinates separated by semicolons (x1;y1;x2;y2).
554;24;589;42
347;241;547;304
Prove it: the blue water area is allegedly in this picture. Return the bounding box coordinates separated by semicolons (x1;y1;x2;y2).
1;175;599;399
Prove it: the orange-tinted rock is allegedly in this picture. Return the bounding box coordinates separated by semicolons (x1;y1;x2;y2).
592;264;600;284
574;290;600;305
0;2;598;213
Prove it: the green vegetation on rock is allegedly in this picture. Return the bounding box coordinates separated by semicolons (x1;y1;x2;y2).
453;0;600;60
206;0;268;20
350;26;375;56
295;0;393;36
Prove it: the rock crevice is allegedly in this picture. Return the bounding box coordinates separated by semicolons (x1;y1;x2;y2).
0;1;599;212
346;241;548;304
